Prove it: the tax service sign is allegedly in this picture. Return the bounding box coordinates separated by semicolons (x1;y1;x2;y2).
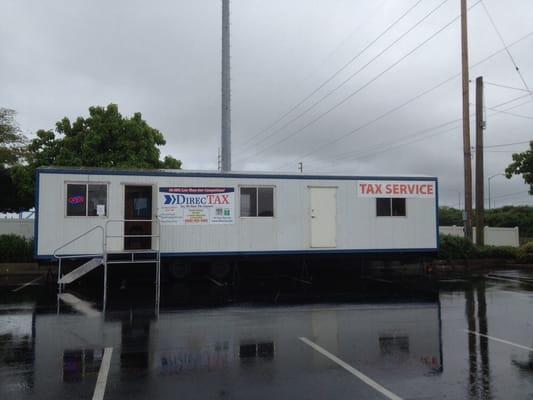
158;187;235;225
356;180;435;198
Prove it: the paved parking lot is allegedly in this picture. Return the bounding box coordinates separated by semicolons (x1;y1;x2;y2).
1;269;533;399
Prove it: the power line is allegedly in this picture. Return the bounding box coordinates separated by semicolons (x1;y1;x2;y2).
236;0;451;156
237;1;470;164
235;0;423;151
480;0;533;98
271;29;533;171
485;81;532;93
484;140;531;148
305;95;532;171
280;0;390;96
484;105;533;120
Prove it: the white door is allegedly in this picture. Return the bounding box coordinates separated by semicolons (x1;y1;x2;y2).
310;187;337;248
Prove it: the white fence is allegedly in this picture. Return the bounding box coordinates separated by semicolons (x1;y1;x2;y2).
0;220;34;239
439;226;520;247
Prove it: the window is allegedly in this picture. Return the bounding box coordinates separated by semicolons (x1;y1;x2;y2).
376;198;406;217
240;187;274;217
66;183;107;217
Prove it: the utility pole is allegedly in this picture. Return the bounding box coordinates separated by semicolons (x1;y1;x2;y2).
475;76;485;246
221;0;231;172
460;0;473;241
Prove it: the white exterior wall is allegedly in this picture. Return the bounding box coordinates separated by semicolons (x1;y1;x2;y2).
36;170;438;257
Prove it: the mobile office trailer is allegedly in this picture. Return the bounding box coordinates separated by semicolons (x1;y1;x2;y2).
35;167;438;273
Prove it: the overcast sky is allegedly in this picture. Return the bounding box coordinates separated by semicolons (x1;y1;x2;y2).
2;0;532;207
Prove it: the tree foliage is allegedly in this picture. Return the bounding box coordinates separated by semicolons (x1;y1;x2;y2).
439;205;533;238
0;108;26;167
506;141;533;194
12;104;182;203
438;206;463;226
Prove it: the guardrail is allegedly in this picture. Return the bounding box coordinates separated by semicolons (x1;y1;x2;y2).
52;219;161;315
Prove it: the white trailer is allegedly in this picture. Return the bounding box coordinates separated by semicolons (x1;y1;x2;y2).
35;167;438;277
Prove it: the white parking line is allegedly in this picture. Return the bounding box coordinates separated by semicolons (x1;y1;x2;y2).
465;330;533;352
92;347;113;400
299;337;403;400
486;275;533;286
11;276;43;293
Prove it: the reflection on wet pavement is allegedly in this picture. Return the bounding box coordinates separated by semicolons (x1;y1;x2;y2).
1;270;533;399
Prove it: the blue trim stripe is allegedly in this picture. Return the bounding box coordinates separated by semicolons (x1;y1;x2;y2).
435;179;440;251
35;247;438;261
33;170;40;259
36;167;437;182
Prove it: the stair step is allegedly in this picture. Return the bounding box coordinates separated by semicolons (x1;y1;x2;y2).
59;257;103;284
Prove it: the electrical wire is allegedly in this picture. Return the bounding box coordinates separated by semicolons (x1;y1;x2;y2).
237;1;471;164
485;81;532;93
484;106;533;120
480;0;533;98
483;140;531;148
304;95;532;171
270;30;533;172
235;0;422;151
236;0;452;155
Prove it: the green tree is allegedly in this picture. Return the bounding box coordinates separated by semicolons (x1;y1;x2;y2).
0;108;26;167
0;109;32;212
439;206;463;226
506;141;533;194
12;104;182;203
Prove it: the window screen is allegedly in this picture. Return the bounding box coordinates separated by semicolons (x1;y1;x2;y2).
66;184;87;216
88;184;107;216
240;187;274;217
376;198;406;217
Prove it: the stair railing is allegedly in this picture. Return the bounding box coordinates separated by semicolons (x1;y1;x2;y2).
52;225;105;291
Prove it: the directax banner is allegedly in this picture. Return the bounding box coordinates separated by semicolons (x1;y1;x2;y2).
158;187;235;225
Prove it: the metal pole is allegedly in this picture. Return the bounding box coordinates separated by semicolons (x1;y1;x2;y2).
488;174;505;211
103;225;107;315
475;76;484;245
488;178;491;210
221;0;231;171
460;0;473;241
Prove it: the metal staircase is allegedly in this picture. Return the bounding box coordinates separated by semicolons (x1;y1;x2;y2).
53;219;161;314
58;257;103;284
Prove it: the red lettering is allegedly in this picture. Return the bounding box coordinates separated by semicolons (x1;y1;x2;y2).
385;184;392;194
400;184;407;195
221;194;230;204
420;185;427;195
360;183;367;194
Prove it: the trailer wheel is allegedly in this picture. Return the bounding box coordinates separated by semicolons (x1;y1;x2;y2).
168;261;191;280
209;262;231;280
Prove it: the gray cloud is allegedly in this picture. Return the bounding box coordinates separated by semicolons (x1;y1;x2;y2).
2;0;532;207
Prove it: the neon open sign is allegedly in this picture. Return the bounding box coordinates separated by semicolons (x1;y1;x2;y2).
68;195;85;205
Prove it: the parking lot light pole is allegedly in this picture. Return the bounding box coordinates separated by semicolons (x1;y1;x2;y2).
488;173;505;210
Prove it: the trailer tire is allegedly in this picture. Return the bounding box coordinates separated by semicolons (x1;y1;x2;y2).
209;262;231;279
168;261;191;280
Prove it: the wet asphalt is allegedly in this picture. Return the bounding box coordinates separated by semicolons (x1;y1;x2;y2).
1;268;533;399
